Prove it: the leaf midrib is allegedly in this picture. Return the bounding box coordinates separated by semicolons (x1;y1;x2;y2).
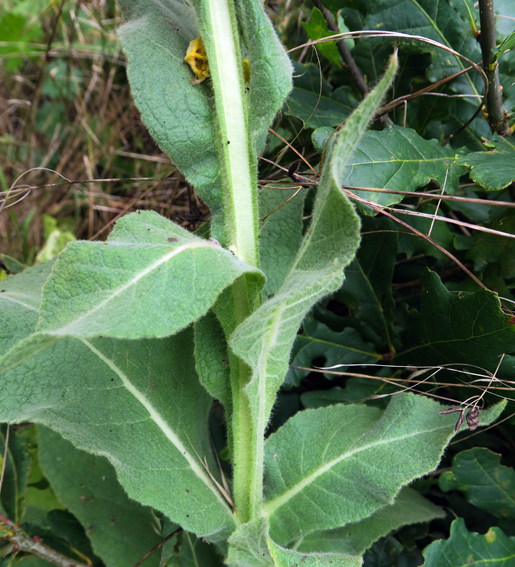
39;241;218;335
82;339;235;519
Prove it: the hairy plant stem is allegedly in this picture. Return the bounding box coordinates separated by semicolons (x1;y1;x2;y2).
197;0;259;267
227;277;261;523
197;0;261;523
478;0;509;134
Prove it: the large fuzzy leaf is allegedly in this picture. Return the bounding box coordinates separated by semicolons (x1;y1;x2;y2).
37;426;163;567
117;0;225;237
0;269;236;542
258;185;307;299
267;539;361;567
297;487;444;556
262;392;505;545
226;519;271;567
0;261;54;354
422;518;515;566
36;211;262;339
234;0;293;154
226;519;361;567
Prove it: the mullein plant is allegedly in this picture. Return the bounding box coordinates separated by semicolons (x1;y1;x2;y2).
0;0;506;565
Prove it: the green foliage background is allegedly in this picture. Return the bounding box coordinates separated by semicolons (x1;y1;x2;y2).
1;0;515;566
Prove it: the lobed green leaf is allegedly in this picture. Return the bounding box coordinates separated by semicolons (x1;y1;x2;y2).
455;135;515;191
439;448;515;521
422;518;515;566
398;269;515;367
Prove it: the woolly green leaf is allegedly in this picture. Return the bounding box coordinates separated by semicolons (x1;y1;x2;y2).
263;393;505;545
117;0;226;238
117;0;292;243
235;0;293;155
37;426;163;567
0;261;54;355
226;519;271;567
297;487;444;556
422;518;515;566
267;538;361;567
258;185;307;299
36;211;262;339
194;311;231;409
439;448;515;521
0;323;236;542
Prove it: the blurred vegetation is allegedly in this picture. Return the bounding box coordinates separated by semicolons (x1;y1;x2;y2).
0;0;204;266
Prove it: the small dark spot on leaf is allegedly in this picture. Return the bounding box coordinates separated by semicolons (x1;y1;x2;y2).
227;140;230;145
91;462;96;466
186;514;189;518
167;237;178;242
80;496;91;502
185;489;189;493
111;518;116;526
80;484;84;488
